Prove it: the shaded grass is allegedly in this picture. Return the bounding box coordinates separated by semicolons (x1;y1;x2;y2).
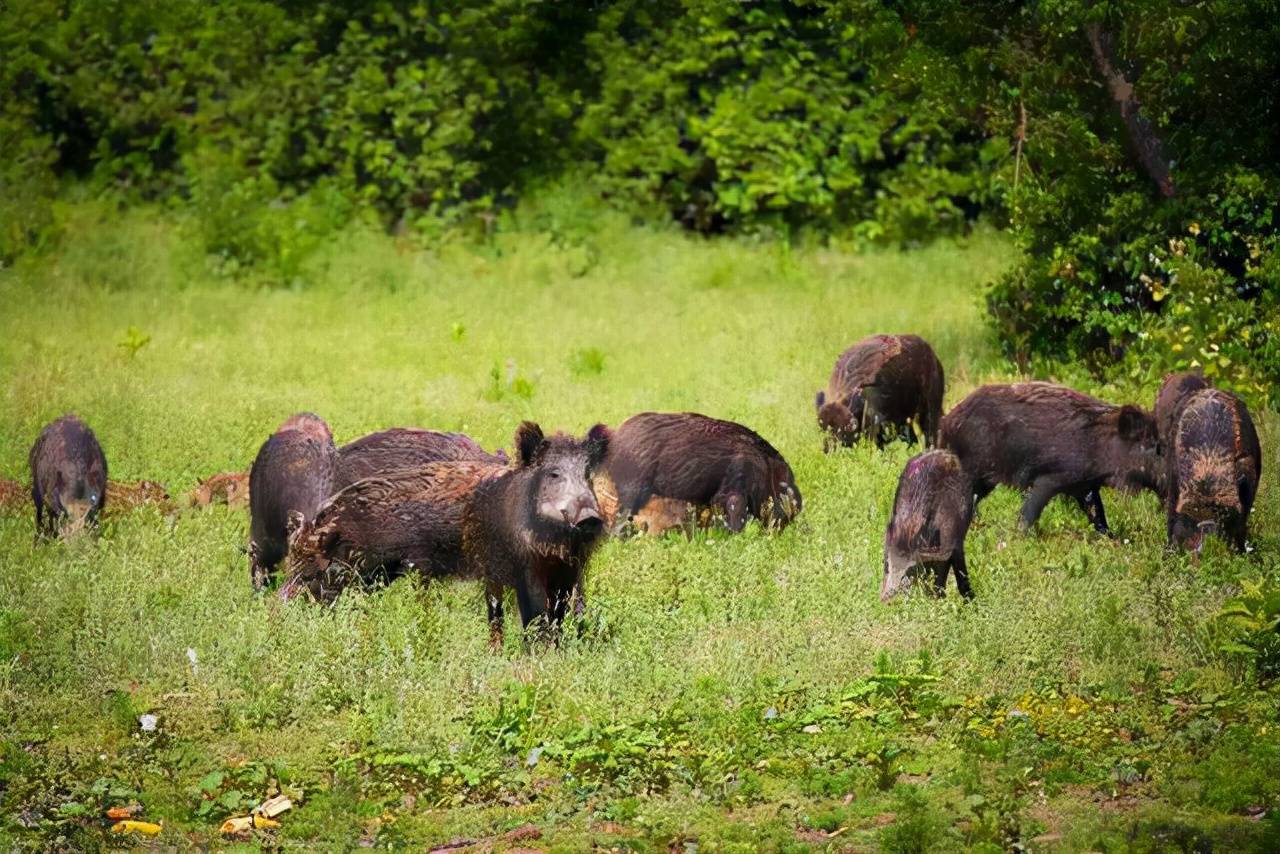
1;198;1278;850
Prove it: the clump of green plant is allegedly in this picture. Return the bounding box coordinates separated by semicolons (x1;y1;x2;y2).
483;360;535;402
1212;576;1280;683
568;347;606;378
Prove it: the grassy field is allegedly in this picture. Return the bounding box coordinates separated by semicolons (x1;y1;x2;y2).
2;197;1279;852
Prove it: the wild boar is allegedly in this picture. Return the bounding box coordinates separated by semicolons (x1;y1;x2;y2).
29;415;108;538
1165;388;1261;553
282;458;508;605
599;412;800;532
881;450;974;601
248;413;338;590
105;480;172;515
941;382;1161;535
0;477;26;513
816;334;945;450
463;422;609;642
335;427;507;490
189;471;250;509
284;422;609;645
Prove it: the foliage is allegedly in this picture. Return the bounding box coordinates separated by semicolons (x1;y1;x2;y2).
1212;577;1280;683
579;0;997;240
953;0;1280;402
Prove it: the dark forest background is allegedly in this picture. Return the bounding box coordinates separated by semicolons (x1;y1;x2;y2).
3;0;1278;402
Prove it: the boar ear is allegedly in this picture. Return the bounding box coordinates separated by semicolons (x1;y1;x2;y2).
815;391;826;411
1118;406;1155;442
586;423;610;468
514;421;546;467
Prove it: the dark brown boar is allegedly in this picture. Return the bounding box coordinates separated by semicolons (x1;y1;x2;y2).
282;458;508;605
248;413;338;590
815;334;945;451
463;422;609;642
599;412;801;532
29;415;108;538
105;480;172;515
881;450;974;601
0;477;25;513
189;471;250;509
1154;369;1210;449
335;428;507;490
1165;388;1261;553
940;382;1162;535
283;422;608;646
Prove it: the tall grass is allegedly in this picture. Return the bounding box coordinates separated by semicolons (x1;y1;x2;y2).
1;198;1276;850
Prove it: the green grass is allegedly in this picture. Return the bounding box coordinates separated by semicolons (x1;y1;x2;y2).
2;197;1279;851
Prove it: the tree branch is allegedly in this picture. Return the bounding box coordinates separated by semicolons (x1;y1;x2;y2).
1084;22;1176;198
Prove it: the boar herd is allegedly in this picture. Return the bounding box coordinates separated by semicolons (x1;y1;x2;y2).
17;332;1262;643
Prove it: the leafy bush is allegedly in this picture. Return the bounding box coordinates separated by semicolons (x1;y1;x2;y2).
579;0;996;240
1212;577;1280;683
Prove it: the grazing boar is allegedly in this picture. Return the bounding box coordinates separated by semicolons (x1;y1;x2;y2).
1154;369;1210;448
335;427;507;490
816;334;945;451
284;422;608;645
881;450;974;601
0;477;25;513
105;480;172;515
189;471;250;509
248;413;338;590
599;412;801;532
1164;388;1261;553
282;458;508;604
941;382;1162;535
29;415;108;538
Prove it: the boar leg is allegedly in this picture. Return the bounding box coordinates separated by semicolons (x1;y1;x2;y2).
928;562;949;597
248;542;272;592
1070;487;1112;536
486;580;505;649
1018;480;1064;531
951;550;974;600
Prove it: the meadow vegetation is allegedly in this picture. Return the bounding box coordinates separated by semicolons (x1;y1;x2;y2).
2;197;1279;850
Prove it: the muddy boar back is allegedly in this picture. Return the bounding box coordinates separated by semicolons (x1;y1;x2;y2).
1167;388;1261;551
281;459;506;604
603;412;800;532
335;428;507;490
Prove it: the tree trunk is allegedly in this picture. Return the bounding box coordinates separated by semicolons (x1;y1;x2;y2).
1084;22;1176;198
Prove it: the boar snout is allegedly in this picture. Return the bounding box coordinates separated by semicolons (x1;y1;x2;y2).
568;493;602;528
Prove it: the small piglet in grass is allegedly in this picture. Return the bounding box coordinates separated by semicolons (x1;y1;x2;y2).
1155;372;1261;553
881;450;974;602
29;414;108;538
941;382;1162;536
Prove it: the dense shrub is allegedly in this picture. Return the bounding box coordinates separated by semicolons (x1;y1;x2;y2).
579;0;998;240
949;0;1280;402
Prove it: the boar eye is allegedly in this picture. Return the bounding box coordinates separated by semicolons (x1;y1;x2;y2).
547;470;561;480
